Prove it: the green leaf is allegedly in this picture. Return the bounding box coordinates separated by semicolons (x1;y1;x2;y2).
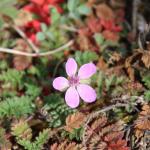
69;12;80;20
142;75;150;89
94;33;105;46
25;83;41;99
105;75;117;91
0;0;18;18
41;23;47;32
51;7;61;24
77;4;91;15
0;7;19;19
0;96;34;118
45;32;55;41
36;32;45;41
18;129;50;150
0;19;4;28
43;94;75;128
75;51;98;66
35;129;50;149
67;0;79;12
0;69;24;89
97;71;104;98
0;0;16;8
144;90;150;102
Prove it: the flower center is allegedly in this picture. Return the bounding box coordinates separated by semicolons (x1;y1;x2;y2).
69;76;79;87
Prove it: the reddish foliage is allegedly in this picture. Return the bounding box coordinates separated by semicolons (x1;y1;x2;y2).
108;139;130;150
87;17;102;33
102;30;120;42
100;19;122;32
22;0;64;43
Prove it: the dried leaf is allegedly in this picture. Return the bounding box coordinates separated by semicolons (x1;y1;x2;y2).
77;29;98;51
135;104;150;130
91;116;107;130
96;3;114;20
14;10;33;26
108;139;130;150
86;17;102;33
11;118;32;140
141;51;150;68
108;52;122;64
105;65;124;76
110;0;125;8
123;81;144;94
126;67;135;81
97;57;108;71
65;112;86;133
84;115;129;150
102;30;119;42
135;104;150;139
13;39;32;70
0;127;12;150
50;141;84;150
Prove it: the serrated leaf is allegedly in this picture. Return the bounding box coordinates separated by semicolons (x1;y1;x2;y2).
65;112;86;133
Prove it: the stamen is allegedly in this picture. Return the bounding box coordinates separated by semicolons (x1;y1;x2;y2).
69;76;79;86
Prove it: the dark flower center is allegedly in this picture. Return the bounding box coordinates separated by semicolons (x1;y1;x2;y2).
69;76;79;86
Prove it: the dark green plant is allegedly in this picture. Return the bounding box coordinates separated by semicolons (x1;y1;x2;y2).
0;96;34;118
0;69;24;89
42;94;76;128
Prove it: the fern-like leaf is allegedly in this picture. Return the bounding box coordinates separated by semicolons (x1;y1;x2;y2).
18;129;50;150
0;69;24;89
0;96;34;118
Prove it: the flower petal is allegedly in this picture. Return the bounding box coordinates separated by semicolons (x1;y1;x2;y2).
77;84;96;103
53;77;69;91
78;63;96;79
66;58;77;76
65;87;80;108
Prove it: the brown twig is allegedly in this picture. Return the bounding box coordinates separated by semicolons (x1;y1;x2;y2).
0;40;74;57
12;25;40;53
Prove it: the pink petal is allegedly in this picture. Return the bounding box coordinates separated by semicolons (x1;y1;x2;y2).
53;77;69;91
77;84;96;103
65;58;77;77
78;63;96;79
65;87;80;108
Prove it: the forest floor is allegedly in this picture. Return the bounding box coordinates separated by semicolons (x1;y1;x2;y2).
0;0;150;150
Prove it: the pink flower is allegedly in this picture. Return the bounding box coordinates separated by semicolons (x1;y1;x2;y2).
53;58;97;108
